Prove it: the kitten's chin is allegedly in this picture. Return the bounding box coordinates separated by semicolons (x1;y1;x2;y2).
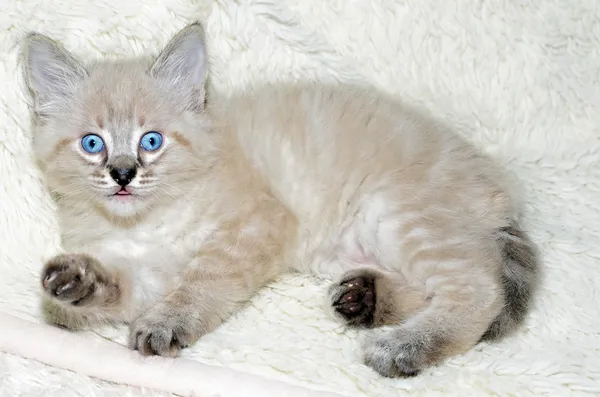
102;195;150;218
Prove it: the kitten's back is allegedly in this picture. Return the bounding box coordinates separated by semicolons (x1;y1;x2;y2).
211;84;512;228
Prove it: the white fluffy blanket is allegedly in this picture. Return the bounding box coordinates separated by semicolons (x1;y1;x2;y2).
1;0;599;396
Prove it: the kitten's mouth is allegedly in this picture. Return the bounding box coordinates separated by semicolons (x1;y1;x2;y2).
113;188;132;197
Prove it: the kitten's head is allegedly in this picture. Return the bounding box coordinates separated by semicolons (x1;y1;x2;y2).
21;23;214;218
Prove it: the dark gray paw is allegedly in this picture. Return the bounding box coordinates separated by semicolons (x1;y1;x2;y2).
129;306;199;357
42;254;102;306
363;330;446;377
330;271;377;327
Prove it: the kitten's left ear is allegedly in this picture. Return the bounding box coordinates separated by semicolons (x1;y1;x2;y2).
151;22;208;111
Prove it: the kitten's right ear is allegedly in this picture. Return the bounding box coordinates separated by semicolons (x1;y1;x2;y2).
21;33;87;111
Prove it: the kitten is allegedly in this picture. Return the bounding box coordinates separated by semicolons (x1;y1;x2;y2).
21;22;538;377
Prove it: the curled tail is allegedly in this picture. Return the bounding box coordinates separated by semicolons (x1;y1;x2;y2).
481;221;540;341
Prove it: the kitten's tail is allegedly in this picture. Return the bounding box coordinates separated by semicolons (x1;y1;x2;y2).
481;221;539;341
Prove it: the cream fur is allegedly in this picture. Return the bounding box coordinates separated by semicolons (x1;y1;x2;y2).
21;21;537;378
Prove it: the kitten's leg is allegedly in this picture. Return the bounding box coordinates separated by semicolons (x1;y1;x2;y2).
363;222;539;377
41;253;130;329
129;199;295;357
329;268;427;328
361;264;503;377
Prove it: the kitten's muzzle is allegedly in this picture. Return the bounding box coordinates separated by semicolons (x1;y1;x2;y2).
109;166;137;187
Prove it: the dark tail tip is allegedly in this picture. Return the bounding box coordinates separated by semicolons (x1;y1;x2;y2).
480;221;539;342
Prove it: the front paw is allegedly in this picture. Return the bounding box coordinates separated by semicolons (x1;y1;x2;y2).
42;254;103;306
129;306;199;358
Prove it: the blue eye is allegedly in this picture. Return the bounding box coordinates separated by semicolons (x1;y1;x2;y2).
81;134;105;154
140;131;163;152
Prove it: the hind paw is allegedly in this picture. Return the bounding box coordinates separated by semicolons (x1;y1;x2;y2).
329;270;377;327
363;330;447;378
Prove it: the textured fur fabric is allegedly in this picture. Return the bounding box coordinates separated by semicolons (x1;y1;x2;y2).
0;1;599;396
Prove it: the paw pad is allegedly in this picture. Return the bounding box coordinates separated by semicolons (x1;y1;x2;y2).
332;275;376;327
